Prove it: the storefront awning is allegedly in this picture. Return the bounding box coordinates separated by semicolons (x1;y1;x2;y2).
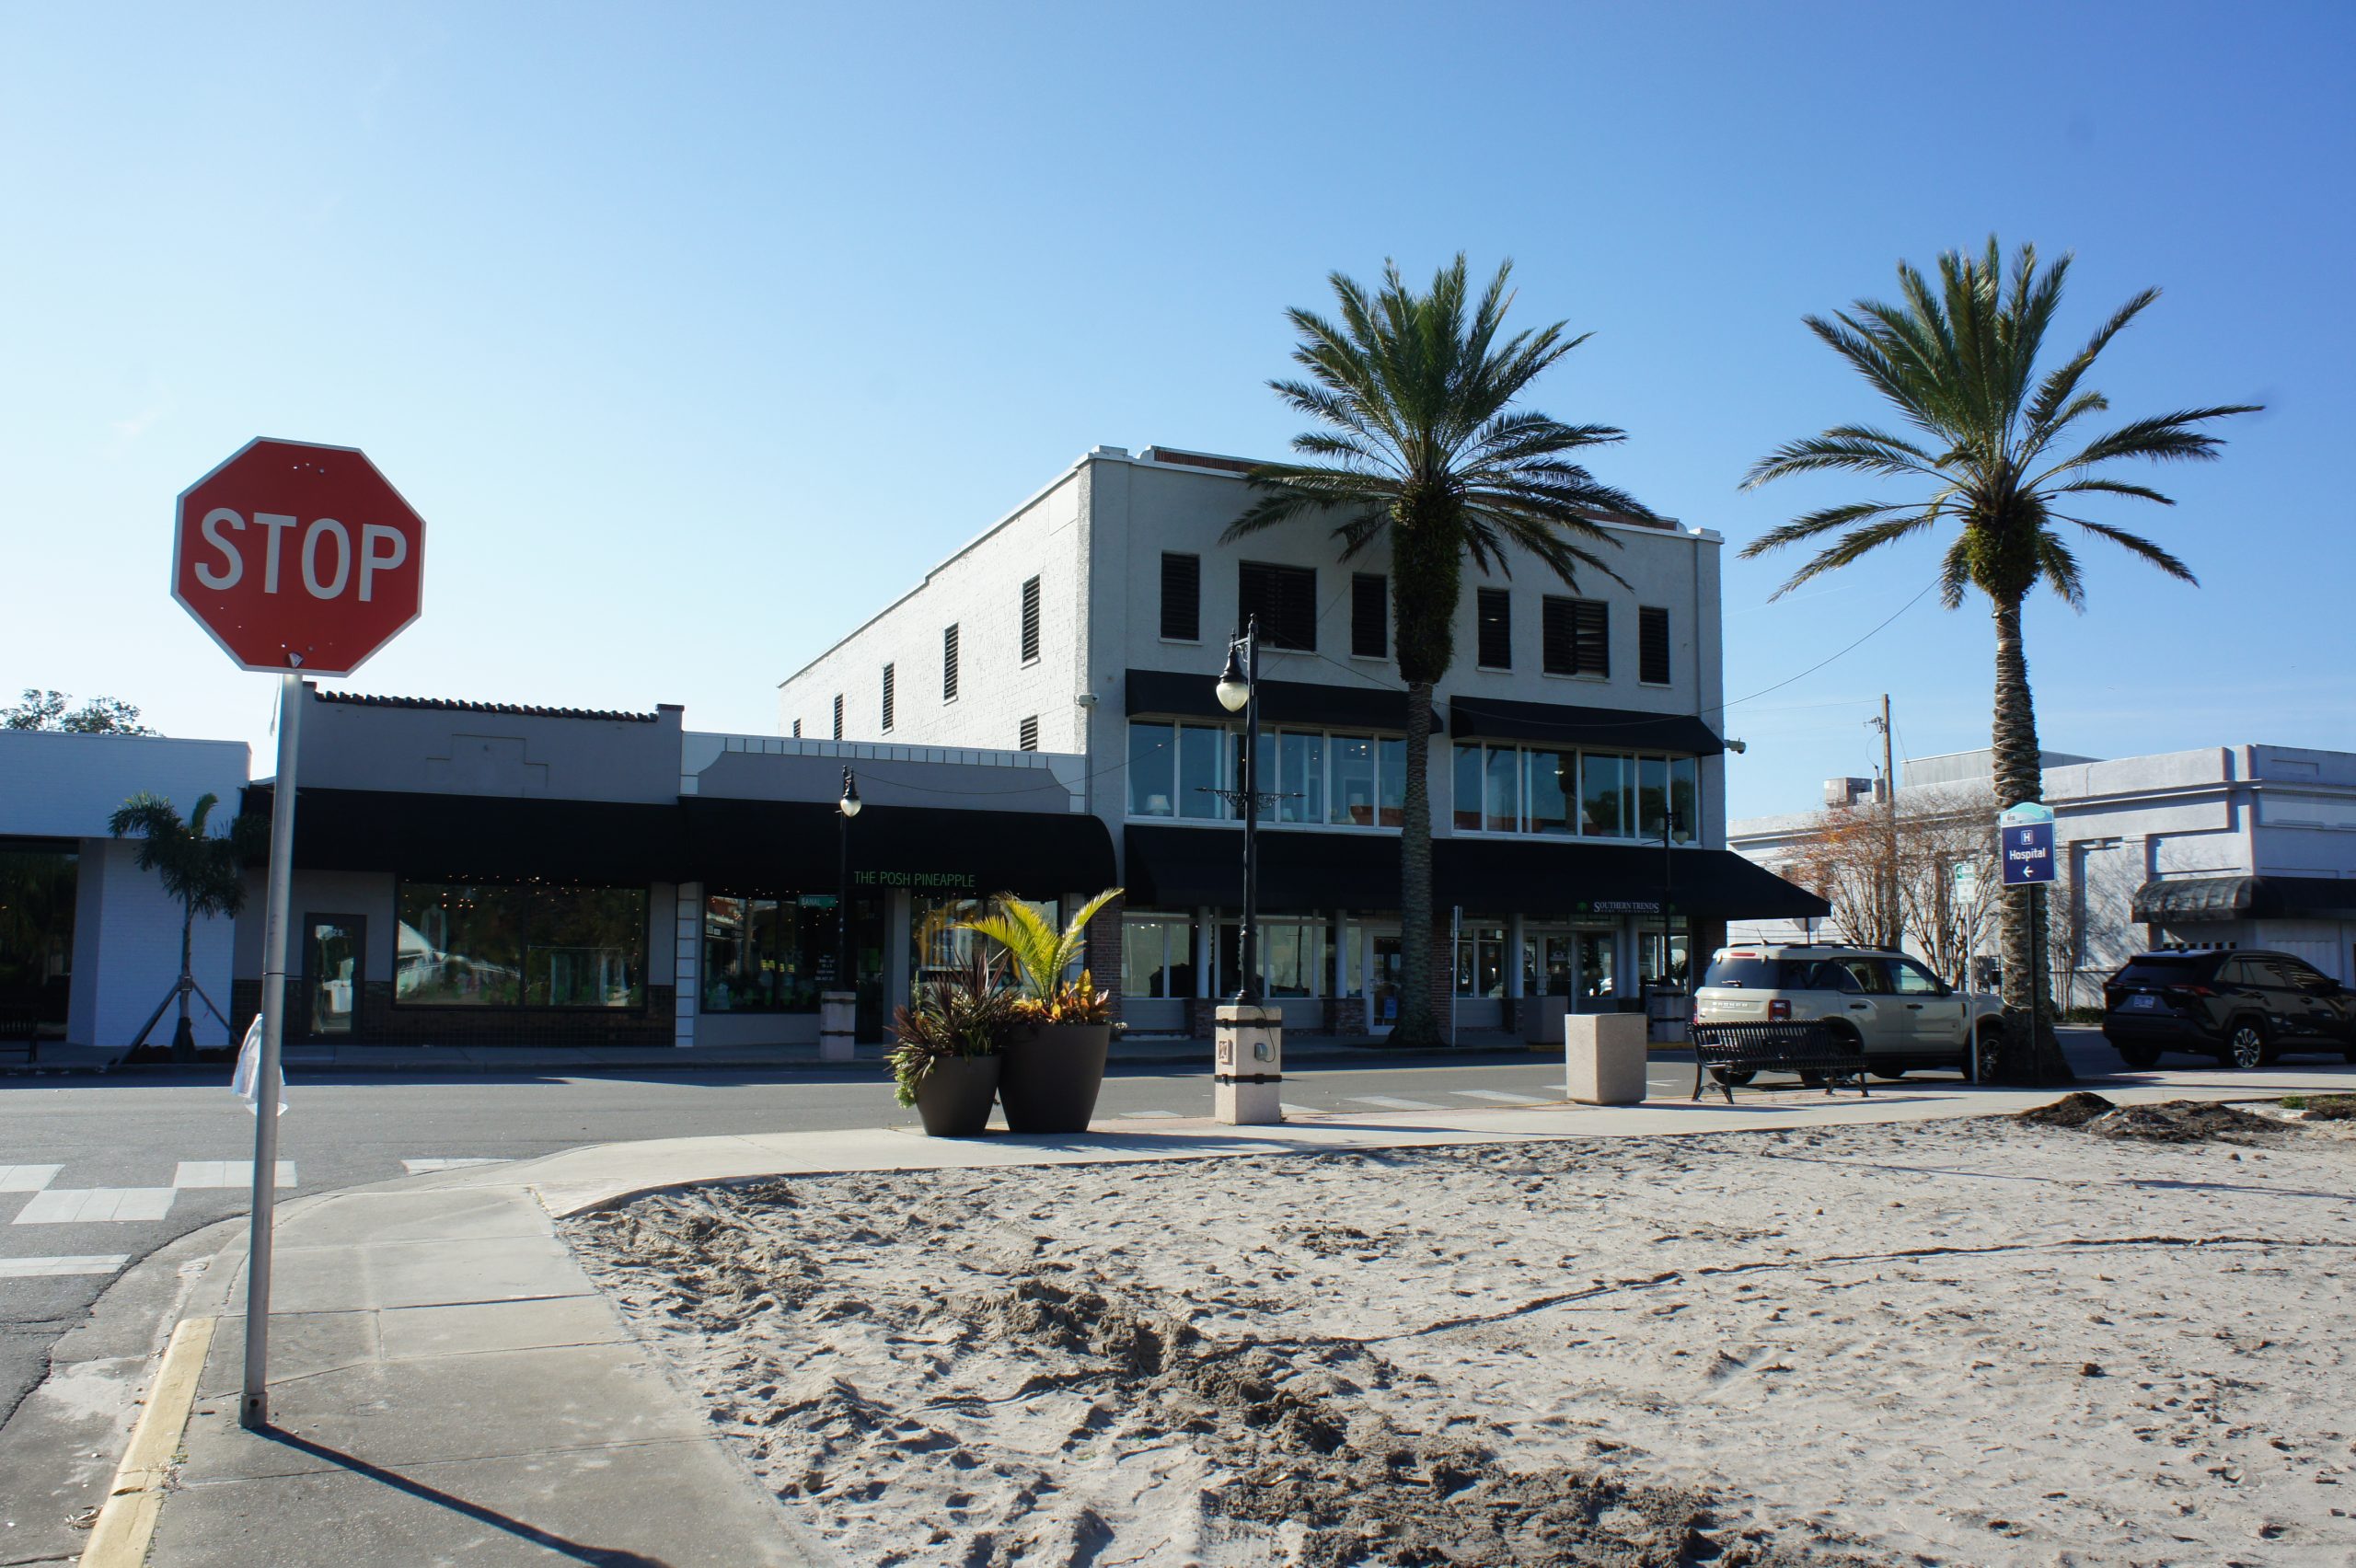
1448;696;1725;755
247;786;686;885
1122;824;1828;921
685;798;1115;899
1124;668;1438;732
2131;874;2356;924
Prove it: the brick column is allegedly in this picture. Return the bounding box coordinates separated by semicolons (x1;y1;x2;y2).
1085;891;1125;1023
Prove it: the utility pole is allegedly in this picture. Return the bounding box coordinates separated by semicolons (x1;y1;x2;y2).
1867;695;1900;951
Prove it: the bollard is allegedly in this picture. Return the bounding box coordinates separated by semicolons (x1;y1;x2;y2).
818;990;857;1064
1565;1011;1647;1105
1214;1004;1283;1124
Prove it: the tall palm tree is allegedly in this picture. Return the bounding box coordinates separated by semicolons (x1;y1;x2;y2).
1741;239;2257;1084
1228;256;1655;1047
108;791;263;1059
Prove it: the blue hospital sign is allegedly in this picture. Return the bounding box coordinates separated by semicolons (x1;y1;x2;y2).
1998;801;2057;887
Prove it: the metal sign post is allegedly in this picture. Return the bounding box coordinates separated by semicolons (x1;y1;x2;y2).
1998;801;2059;1068
242;674;301;1429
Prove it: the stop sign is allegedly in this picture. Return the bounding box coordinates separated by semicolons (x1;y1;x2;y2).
173;438;426;675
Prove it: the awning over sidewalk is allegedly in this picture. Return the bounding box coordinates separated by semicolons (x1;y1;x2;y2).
1124;668;1438;732
2131;874;2356;924
1122;824;1829;921
685;797;1115;898
250;786;685;884
1448;696;1725;755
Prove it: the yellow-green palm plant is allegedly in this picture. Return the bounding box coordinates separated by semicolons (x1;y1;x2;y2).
1229;255;1655;1048
1741;238;2258;1085
958;888;1124;1021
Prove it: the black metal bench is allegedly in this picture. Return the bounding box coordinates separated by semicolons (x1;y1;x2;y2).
1692;1021;1867;1104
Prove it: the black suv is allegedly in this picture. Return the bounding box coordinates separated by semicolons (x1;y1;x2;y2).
2102;950;2356;1069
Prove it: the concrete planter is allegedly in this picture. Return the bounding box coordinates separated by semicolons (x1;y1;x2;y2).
912;1053;1003;1137
1566;1012;1648;1105
999;1021;1110;1134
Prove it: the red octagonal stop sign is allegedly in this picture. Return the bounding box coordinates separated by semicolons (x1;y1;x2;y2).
173;438;426;675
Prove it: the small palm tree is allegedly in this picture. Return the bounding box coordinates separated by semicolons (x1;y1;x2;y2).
107;791;263;1058
1741;238;2257;1084
959;889;1123;1007
1228;255;1654;1046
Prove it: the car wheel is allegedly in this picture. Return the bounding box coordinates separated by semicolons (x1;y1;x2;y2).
1709;1067;1756;1087
1972;1025;2004;1084
2225;1019;2267;1071
2117;1043;2159;1070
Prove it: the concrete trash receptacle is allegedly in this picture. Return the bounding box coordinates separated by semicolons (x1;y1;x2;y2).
1565;1012;1647;1105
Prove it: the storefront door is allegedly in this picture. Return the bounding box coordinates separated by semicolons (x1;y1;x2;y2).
1369;930;1403;1031
302;915;364;1040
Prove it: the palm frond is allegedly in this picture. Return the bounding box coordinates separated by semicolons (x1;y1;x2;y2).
2056;516;2198;583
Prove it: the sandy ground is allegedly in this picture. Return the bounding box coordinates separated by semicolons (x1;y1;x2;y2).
562;1103;2356;1567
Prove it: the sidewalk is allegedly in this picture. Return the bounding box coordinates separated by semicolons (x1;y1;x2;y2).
119;1056;2356;1566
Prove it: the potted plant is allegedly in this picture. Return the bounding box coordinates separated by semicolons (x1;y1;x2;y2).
960;889;1121;1134
887;951;1017;1137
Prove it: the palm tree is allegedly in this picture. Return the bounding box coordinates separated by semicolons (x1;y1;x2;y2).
1741;238;2257;1084
108;791;263;1059
1228;256;1655;1047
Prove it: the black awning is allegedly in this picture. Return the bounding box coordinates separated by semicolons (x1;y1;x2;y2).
1123;824;1400;914
1124;668;1436;732
685;797;1115;899
2132;874;2356;924
1436;839;1827;919
250;786;686;885
1448;696;1724;755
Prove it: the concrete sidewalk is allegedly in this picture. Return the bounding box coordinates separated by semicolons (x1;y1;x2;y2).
118;1055;2353;1566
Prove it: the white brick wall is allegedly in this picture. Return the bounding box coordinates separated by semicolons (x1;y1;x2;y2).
68;839;238;1048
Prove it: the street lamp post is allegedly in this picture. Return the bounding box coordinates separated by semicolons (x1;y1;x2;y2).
836;767;861;989
1214;618;1263;1004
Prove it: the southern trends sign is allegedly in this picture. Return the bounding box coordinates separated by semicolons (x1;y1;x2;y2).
1998;801;2057;888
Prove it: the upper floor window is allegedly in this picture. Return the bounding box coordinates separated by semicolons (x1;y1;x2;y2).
1543;596;1609;677
1639;606;1671;686
1018;715;1039;752
1351;573;1387;659
1453;742;1697;842
791;719;802;738
1476;588;1512;670
1237;561;1316;651
1126;719;1403;827
1020;575;1042;663
942;624;960;701
1161;553;1200;642
831;693;843;740
881;663;895;732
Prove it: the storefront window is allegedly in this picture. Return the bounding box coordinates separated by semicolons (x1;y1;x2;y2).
1578;929;1616;1001
1670;756;1699;844
704;893;832;1013
1581;754;1631;837
398;882;644;1009
1279;732;1325;824
1378;738;1406;827
1331;736;1377;826
1526;750;1574;836
1218;920;1329;997
910;894;991;986
1454;923;1507;997
0;847;77;1037
1127;722;1175;817
1639;925;1691;987
1637;755;1669;839
1453;744;1483;831
1450;744;1693;841
1484;747;1520;833
1123;916;1195;998
1178;723;1225;820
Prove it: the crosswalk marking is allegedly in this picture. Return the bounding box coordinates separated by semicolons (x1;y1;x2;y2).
0;1254;128;1278
1280;1102;1320;1117
0;1165;62;1193
1450;1089;1552;1104
400;1158;510;1175
1344;1095;1445;1112
14;1189;177;1225
172;1161;296;1190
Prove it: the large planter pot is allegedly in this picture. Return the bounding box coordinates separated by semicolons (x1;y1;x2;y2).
998;1022;1111;1134
911;1054;1003;1137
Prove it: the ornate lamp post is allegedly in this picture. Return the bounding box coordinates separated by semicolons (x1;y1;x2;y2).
1213;618;1261;1004
836;767;862;989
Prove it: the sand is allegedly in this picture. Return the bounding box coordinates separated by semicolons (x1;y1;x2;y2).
561;1108;2356;1567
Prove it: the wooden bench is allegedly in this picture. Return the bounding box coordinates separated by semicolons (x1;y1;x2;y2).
1692;1020;1867;1104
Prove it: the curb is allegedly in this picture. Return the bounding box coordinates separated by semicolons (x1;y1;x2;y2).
76;1314;214;1568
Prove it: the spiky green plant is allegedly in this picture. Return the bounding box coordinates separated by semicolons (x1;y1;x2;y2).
1227;255;1654;1046
958;888;1123;1009
888;951;1021;1106
1741;238;2258;1084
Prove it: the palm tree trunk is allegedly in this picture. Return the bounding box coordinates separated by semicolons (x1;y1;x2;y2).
1990;594;2073;1086
1390;679;1442;1047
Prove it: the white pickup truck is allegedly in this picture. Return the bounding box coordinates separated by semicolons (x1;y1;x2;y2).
1691;943;2007;1081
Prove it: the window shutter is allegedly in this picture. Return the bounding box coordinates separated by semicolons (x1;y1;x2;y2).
1575;600;1610;675
791;719;802;738
1238;562;1317;651
1476;588;1512;669
881;663;895;732
1639;606;1670;685
1018;715;1039;752
832;693;843;740
942;624;960;701
1161;554;1200;641
1351;573;1387;659
1020;576;1042;663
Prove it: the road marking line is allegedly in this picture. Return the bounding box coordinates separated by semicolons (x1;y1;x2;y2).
400;1158;511;1174
171;1161;295;1190
1451;1090;1552;1104
1119;1111;1183;1119
1279;1102;1321;1117
1345;1095;1444;1112
0;1164;63;1193
0;1253;128;1278
78;1314;214;1568
14;1189;177;1225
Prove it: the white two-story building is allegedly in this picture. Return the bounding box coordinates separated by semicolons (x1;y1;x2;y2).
780;444;1823;1036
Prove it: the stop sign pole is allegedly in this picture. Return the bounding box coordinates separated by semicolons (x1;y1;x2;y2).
173;438;425;1430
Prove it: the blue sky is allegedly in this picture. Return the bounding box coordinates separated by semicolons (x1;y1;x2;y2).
3;2;2347;819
